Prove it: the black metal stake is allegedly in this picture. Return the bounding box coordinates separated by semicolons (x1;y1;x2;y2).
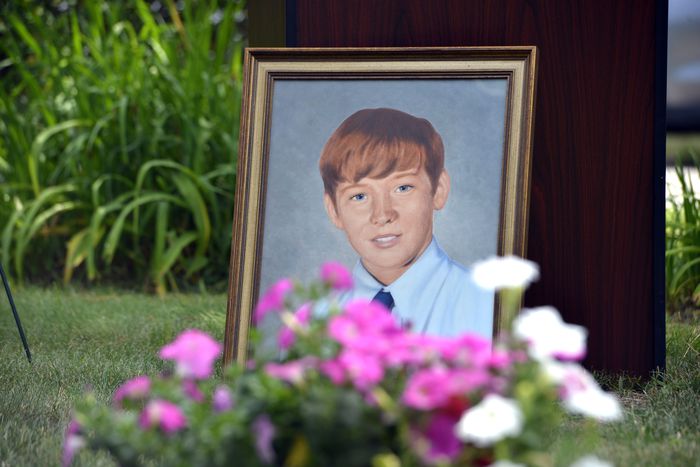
0;262;31;363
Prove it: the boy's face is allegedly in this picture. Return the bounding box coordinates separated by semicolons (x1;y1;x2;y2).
324;166;450;285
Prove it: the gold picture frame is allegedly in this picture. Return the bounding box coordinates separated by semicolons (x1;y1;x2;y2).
224;47;538;365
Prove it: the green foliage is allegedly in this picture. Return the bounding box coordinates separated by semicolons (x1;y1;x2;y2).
0;0;245;292
666;148;700;316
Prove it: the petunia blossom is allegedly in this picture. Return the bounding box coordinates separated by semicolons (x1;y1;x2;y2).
342;299;398;333
513;307;587;361
448;368;492;395
212;385;234;412
113;375;151;407
471;255;540;291
416;413;462;465
402;367;453;410
320;261;353;290
253;415;276;464
277;303;312;350
264;358;316;385
455;394;524;447
565;388;622;422
319;358;346;385
62;419;84;467
139;399;187;434
159;329;222;379
182;379;204;402
328;299;402;362
338;349;384;390
541;360;622;422
434;334;492;367
254;278;294;324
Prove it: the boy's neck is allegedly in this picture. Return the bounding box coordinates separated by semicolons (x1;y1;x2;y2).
362;239;433;286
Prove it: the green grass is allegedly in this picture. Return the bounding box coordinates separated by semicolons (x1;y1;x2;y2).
0;287;227;466
546;315;700;466
589;316;700;466
0;289;698;466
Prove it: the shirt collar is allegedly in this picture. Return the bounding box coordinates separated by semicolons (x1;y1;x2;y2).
350;237;449;314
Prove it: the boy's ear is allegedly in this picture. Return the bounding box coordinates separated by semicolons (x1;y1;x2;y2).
324;193;344;229
433;170;450;210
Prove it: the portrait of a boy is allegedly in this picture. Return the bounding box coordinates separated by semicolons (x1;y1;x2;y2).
319;108;494;339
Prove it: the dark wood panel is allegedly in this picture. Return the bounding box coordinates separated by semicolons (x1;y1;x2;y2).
291;0;664;376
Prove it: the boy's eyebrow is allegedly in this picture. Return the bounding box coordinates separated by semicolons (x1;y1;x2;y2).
390;169;421;178
336;181;368;195
337;169;422;193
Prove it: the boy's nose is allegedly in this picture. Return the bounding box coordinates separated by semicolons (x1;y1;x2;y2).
370;194;397;225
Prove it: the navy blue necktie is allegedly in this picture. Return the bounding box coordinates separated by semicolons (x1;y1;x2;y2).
372;289;394;311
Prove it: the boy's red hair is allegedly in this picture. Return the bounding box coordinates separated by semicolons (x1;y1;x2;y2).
319;108;444;200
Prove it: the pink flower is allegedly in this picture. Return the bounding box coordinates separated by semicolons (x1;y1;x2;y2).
380;333;426;367
277;303;312;350
159;329;222;379
253;415;276;464
328;300;401;354
320;262;353;290
402;367;453;410
338;349;384;390
488;348;512;369
327;315;362;345
264;358;316;385
277;327;296;350
113;376;151;407
404;334;445;364
212;385;234;412
343;299;397;331
437;334;492;367
254;278;294;324
319;358;346;385
415;413;462;465
62;419;84;467
139;399;187;434
448;368;491;394
182;379;204;402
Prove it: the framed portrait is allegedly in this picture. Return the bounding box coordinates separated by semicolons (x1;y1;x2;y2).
224;47;538;364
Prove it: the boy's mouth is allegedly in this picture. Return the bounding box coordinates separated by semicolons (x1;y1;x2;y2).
372;234;400;248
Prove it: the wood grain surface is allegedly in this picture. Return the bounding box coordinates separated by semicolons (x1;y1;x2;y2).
264;0;665;376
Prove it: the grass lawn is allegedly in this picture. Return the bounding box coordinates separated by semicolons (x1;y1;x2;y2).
0;287;227;466
0;288;698;466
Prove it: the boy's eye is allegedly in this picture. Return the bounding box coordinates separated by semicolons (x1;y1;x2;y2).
396;184;414;193
350;193;367;202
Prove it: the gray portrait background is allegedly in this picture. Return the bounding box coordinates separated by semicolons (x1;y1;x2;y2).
259;79;507;294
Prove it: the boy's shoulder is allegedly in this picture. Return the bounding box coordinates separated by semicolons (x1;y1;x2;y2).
441;255;484;294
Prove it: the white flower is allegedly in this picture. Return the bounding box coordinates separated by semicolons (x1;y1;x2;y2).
565;385;623;422
471;255;539;290
570;455;614;467
542;361;623;422
489;461;525;467
455;394;524;447
513;307;587;361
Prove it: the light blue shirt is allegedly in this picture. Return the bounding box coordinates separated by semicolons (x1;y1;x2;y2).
340;237;494;339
